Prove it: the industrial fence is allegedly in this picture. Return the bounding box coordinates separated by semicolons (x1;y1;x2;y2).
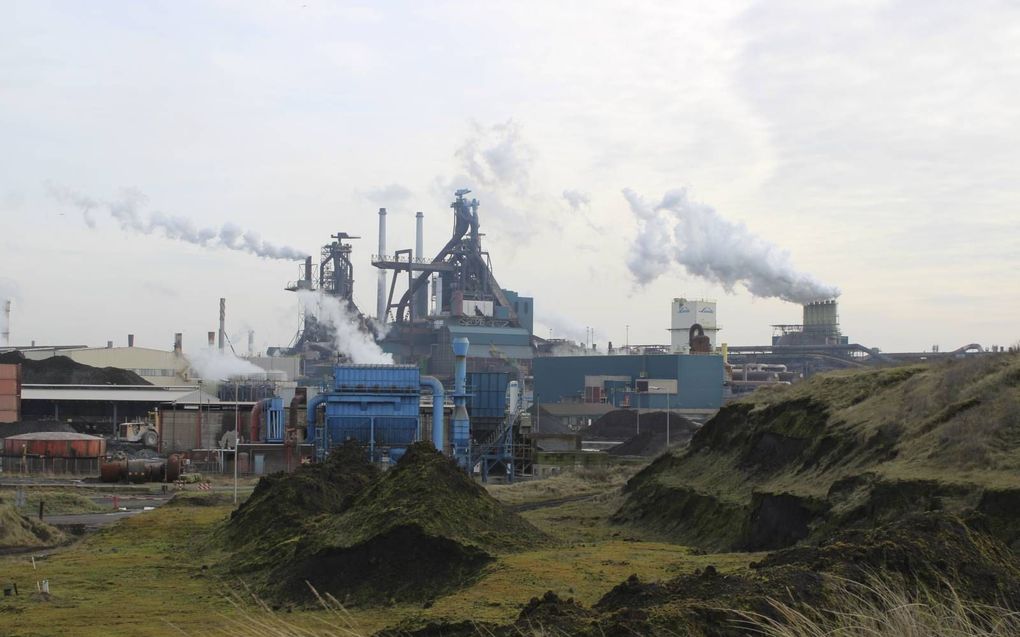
0;455;101;475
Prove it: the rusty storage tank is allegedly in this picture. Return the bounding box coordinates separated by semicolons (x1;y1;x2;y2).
3;432;106;458
100;453;184;483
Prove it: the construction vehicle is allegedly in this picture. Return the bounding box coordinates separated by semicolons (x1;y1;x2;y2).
116;413;159;448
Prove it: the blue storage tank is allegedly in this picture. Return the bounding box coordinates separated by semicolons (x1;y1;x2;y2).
313;365;422;462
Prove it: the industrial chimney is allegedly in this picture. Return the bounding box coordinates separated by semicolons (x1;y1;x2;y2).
248;330;254;357
377;208;387;322
415;211;427;319
1;299;10;347
207;331;215;347
173;333;183;356
218;298;226;350
128;334;135;347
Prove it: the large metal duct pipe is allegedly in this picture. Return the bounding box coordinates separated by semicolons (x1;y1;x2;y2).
420;376;445;453
377;208;387;322
451;337;470;467
218;298;226;350
173;333;183;356
415;212;427;318
304;256;313;284
305;393;329;446
249;398;272;443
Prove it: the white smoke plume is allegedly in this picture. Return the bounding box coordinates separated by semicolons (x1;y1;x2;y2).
624;188;840;304
297;290;393;364
187;348;264;381
455;119;533;193
562;189;591;211
360;183;412;204
47;183;308;261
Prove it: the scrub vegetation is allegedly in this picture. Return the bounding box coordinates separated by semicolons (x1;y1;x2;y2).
2;355;1019;636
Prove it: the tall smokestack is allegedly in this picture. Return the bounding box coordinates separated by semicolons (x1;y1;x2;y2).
248;330;254;357
218;298;226;350
415;211;426;318
1;300;10;347
128;334;135;347
304;256;313;286
377;208;387;322
207;331;216;347
174;333;183;356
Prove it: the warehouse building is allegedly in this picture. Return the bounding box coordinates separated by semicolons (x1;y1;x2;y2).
533;353;725;418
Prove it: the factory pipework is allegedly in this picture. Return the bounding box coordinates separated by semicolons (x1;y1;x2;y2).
377;208;387;322
451;337;471;467
305;393;329;455
420;375;445;452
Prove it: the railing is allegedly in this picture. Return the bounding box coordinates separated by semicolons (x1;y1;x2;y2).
371;254;438;265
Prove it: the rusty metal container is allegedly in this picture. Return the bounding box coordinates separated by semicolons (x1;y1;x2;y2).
3;432;106;458
100;458;128;482
165;454;183;482
126;459;149;483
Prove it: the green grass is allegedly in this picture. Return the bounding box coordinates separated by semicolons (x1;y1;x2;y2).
0;488;109;516
0;483;759;636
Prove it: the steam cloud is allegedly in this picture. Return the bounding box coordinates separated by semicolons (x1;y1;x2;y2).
297;290;393;364
625;188;840;304
187;348;264;381
562;189;591;211
47;183;307;261
455;119;532;192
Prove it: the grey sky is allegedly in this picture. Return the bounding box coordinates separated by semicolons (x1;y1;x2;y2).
1;1;1017;353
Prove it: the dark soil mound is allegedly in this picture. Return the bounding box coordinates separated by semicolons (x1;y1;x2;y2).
239;442;547;605
408;513;1020;637
0;352;149;385
222;441;379;572
614;355;1020;551
584;410;698;441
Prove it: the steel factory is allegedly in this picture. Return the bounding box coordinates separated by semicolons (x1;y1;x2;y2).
0;189;1004;484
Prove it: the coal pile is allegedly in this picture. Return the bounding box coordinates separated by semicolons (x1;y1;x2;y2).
0;420;75;440
230;442;547;606
0;352;149;385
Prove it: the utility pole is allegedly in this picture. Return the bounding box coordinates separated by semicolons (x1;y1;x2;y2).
233;380;239;505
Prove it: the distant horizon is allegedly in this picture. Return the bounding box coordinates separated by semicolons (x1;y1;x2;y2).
2;2;1017;355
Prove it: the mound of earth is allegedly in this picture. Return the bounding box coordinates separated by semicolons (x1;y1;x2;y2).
233;442;547;605
0;502;65;549
613;354;1020;551
222;441;379;572
397;513;1020;637
0;352;149;385
584;410;698;441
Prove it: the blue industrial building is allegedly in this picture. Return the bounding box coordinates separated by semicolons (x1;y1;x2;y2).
533;354;724;411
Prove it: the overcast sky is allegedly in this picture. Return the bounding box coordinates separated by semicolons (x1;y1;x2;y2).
2;0;1018;355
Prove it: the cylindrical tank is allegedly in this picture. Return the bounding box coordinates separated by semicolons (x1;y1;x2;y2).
3;432;106;458
100;458;128;482
126;459;148;483
165;454;182;482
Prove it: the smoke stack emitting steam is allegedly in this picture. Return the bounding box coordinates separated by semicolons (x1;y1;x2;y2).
46;183;307;261
624;188;840;305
